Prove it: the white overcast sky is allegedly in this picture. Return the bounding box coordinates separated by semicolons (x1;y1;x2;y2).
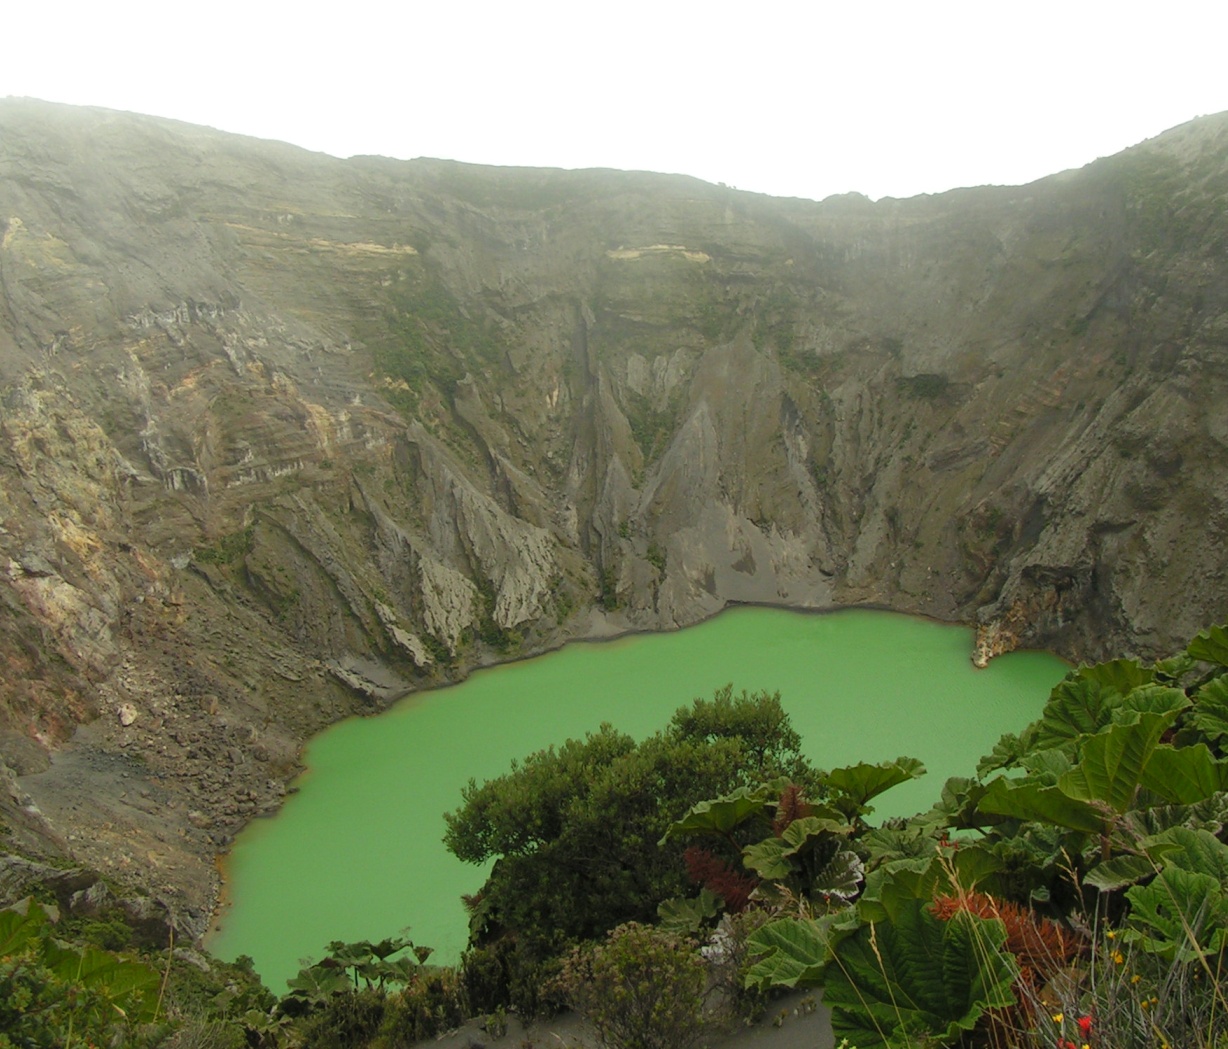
4;0;1227;202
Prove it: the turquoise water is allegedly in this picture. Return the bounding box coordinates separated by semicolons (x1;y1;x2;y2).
206;606;1068;990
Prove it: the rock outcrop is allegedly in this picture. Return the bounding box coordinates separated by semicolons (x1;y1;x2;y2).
1;99;1226;936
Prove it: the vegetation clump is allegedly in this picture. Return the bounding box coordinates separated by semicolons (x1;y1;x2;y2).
558;922;709;1049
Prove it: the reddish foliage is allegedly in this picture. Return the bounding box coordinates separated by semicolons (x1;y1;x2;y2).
682;845;759;913
932;892;1087;1046
771;783;813;836
929;891;1082;980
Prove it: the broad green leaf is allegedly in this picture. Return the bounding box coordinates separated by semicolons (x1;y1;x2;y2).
822;900;1017;1049
921;776;993;832
1153;652;1197;684
984;820;1075;887
825;757;926;807
379;956;422;985
780;815;852;852
366;935;412;960
43;941;162;1022
977;730;1034;776
1084;854;1157;891
659;784;773;844
811;847;865;901
857;859;933;923
1188;624;1228;667
1140;743;1228;804
1128;792;1228;838
1033;672;1131;750
1019;748;1072;782
742;837;794;880
1083;658;1156;693
1145;825;1228;886
1123;866;1228;962
977;777;1105;834
865;848;1003;921
1113;684;1191;722
1189;676;1228;746
657;888;721;934
1058;711;1173;814
866;844;1006;911
744;910;858;989
0;900;49;956
860;824;938;868
944;843;1007;893
286;965;352;1000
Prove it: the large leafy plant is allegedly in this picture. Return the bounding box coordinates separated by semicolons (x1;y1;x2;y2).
735;624;1228;1048
0;900;162;1048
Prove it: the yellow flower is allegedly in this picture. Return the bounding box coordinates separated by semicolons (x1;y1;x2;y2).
1052;1012;1064;1024
1113;950;1125;964
1106;929;1116;939
1141;999;1150;1010
1131;973;1142;984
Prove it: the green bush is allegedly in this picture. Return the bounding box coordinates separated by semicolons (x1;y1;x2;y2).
460;940;565;1019
373;968;468;1047
560;922;708;1049
297;987;386;1049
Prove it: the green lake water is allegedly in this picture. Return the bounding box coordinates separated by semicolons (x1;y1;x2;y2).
206;606;1069;990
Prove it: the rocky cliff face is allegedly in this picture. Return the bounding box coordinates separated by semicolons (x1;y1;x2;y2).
1;99;1226;935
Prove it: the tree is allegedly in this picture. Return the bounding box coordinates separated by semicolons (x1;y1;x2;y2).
443;687;812;950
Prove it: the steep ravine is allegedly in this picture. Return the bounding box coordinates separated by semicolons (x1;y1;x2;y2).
0;99;1226;939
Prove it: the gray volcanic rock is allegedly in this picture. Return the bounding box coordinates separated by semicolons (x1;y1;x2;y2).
1;98;1227;935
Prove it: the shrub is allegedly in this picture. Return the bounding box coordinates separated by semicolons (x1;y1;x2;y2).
297;987;386;1049
460;939;566;1019
559;922;709;1049
373;968;468;1047
701;910;773;1026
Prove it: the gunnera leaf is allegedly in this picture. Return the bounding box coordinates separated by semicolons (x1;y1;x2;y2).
825;757;926;808
821;898;1017;1049
1140;742;1228;804
1189;675;1228;747
657;888;722;935
811;847;865;901
1111;684;1191;723
659;783;774;845
1144;825;1228;885
744;909;858;989
1188;624;1228;668
1084;854;1157;892
1123;866;1228;962
1032;673;1134;751
1058;711;1173;815
0;900;50;956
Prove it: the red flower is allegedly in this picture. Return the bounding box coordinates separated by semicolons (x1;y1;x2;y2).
1077;1015;1093;1037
